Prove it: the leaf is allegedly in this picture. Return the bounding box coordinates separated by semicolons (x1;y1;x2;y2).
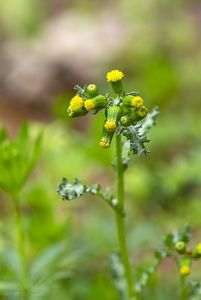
135;263;158;294
164;232;175;249
57;178;85;200
30;242;84;284
0;282;17;292
118;124;150;156
57;178;123;215
0;124;42;196
181;224;191;243
117;101;159;157
139;106;159;136
74;84;86;98
122;140;130;171
154;249;168;261
124;91;140;97
109;254;128;300
189;280;201;299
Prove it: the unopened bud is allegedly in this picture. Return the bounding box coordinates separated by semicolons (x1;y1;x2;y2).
86;84;99;98
175;241;186;254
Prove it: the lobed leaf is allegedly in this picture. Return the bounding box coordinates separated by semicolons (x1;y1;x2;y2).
57;178;123;215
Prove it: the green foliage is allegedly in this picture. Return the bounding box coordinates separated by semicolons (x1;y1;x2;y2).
0;123;42;197
110;254;127;300
118;124;150;156
0;0;44;37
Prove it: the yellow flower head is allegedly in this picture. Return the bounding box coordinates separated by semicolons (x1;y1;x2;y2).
180;266;190;277
131;96;144;108
196;243;201;255
106;70;124;82
100;139;110;148
69;95;84;111
104;120;117;132
84;99;95;111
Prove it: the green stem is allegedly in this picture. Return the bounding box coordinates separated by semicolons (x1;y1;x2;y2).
13;197;29;300
179;277;188;300
115;134;136;299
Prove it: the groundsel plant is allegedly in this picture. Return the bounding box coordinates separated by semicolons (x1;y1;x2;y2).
57;70;201;300
57;70;201;299
154;226;201;300
57;69;158;299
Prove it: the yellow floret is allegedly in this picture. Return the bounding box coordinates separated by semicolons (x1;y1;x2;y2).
69;95;84;111
106;70;124;82
180;266;190;277
84;99;95;111
100;139;110;148
104;121;117;132
131;96;144;108
196;243;201;255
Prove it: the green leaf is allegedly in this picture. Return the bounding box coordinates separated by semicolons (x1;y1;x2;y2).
57;178;123;215
164;232;175;249
109;254;127;300
57;178;85;201
118;124;150;156
0;124;42;196
139;106;159;135
189;280;201;299
154;249;168;261
74;84;87;98
122;140;130;171
124;91;140;97
181;225;191;243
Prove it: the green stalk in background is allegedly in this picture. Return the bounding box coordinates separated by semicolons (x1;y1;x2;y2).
13;195;29;300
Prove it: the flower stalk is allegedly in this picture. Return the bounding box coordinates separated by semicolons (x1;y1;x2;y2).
115;134;136;299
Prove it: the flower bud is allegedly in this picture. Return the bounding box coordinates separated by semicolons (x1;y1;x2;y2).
192;243;201;259
180;265;190;277
84;95;107;111
131;106;148;122
180;257;191;277
106;70;124;94
104;105;122;132
120;115;133;126
86;84;99;98
123;95;144;108
67;95;87;117
100;127;114;148
175;241;186;254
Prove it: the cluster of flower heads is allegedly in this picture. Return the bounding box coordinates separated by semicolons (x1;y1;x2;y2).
67;70;148;148
175;241;201;277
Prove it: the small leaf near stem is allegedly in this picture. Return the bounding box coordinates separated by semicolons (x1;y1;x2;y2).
57;178;124;216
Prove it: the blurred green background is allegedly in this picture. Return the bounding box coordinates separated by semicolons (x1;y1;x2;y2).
0;0;201;299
